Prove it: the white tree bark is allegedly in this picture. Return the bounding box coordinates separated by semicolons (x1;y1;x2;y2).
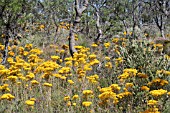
92;5;103;43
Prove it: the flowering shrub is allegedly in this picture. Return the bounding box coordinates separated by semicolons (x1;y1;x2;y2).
0;36;170;113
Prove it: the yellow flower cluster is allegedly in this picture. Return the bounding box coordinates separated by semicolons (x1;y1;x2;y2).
7;75;18;82
147;100;158;106
118;68;138;80
86;74;99;84
112;37;127;44
67;79;74;85
148;78;168;86
104;42;110;48
105;62;112;68
25;98;36;106
43;83;52;87
149;89;167;97
137;72;148;78
156;70;170;76
98;83;132;105
0;93;15;101
51;55;60;61
116;91;132;99
141;86;150;91
25;44;33;50
141;107;160;113
0;44;5;51
82;101;92;107
31;80;39;85
59;22;71;30
115;57;123;66
0;84;10;92
35;61;61;73
83;90;93;96
64;96;70;101
72;95;79;100
63;94;79;107
91;43;98;47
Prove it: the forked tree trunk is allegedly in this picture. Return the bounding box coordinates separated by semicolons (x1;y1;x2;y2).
154;13;166;39
92;5;102;43
69;0;88;57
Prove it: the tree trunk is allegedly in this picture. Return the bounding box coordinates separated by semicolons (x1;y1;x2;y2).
1;33;9;65
154;14;165;39
93;6;102;43
54;26;59;43
69;0;88;57
122;20;128;34
69;27;78;57
160;28;165;39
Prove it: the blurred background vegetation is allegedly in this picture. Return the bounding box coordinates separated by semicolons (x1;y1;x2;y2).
0;0;169;44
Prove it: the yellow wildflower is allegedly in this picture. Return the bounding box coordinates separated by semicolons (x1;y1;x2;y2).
7;76;18;82
167;92;170;96
137;73;148;78
99;91;116;100
67;80;74;85
72;95;79;100
43;83;52;87
164;71;170;75
83;90;93;96
110;84;121;91
60;76;66;80
8;51;15;56
1;33;5;38
105;56;110;60
82;101;92;107
104;42;110;48
112;38;119;43
67;101;71;106
142;107;160;113
118;72;129;79
0;93;15;100
62;44;69;50
64;96;70;101
31;80;39;85
89;54;97;60
26;73;35;80
125;83;133;88
39;24;45;29
147;100;158;106
30;98;36;101
123;31;127;35
105;62;112;68
51;55;60;61
160;80;168;86
99;87;112;93
150;89;167;97
141;86;150;91
72;103;76;106
123;68;138;76
91;43;98;47
25;100;35;106
65;61;72;67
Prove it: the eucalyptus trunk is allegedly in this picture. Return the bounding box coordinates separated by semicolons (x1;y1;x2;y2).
69;0;89;57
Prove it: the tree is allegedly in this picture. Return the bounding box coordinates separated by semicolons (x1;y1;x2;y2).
0;0;35;64
141;0;169;38
152;0;169;38
69;0;89;57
